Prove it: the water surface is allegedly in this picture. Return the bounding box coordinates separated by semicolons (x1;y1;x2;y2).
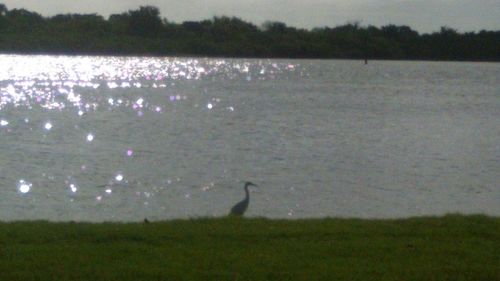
0;55;498;221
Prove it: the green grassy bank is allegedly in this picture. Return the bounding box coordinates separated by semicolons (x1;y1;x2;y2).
0;215;498;281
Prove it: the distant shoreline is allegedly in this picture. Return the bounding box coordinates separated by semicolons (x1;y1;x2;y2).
1;51;499;63
0;5;499;62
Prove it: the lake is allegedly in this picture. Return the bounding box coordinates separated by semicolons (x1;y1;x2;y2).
0;55;498;221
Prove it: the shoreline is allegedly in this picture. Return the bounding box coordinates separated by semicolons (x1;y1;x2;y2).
1;51;499;63
1;213;499;224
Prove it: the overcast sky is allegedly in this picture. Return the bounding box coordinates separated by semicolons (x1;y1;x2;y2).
2;0;499;33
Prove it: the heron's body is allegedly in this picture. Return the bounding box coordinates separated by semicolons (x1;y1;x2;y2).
229;182;257;216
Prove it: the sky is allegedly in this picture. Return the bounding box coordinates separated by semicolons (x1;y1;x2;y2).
2;0;499;33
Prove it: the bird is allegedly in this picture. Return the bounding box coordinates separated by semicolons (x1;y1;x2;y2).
229;181;257;216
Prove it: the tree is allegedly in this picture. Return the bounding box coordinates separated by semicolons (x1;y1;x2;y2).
5;8;44;32
381;25;419;41
127;6;162;37
262;21;287;33
0;4;7;30
0;4;7;16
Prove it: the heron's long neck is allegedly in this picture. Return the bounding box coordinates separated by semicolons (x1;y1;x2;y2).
244;185;250;200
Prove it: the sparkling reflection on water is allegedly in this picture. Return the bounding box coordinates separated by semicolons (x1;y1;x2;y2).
0;55;499;221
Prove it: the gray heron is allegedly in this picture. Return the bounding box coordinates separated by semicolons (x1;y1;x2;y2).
229;181;257;216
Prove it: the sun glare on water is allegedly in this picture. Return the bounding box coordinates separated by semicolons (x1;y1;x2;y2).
0;54;300;217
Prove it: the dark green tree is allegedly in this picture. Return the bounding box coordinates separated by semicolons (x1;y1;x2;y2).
127;6;162;37
0;4;7;30
0;3;7;16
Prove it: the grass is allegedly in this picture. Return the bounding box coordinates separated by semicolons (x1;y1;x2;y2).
0;215;498;280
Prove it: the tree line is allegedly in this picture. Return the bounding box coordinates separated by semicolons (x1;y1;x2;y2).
0;4;498;61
